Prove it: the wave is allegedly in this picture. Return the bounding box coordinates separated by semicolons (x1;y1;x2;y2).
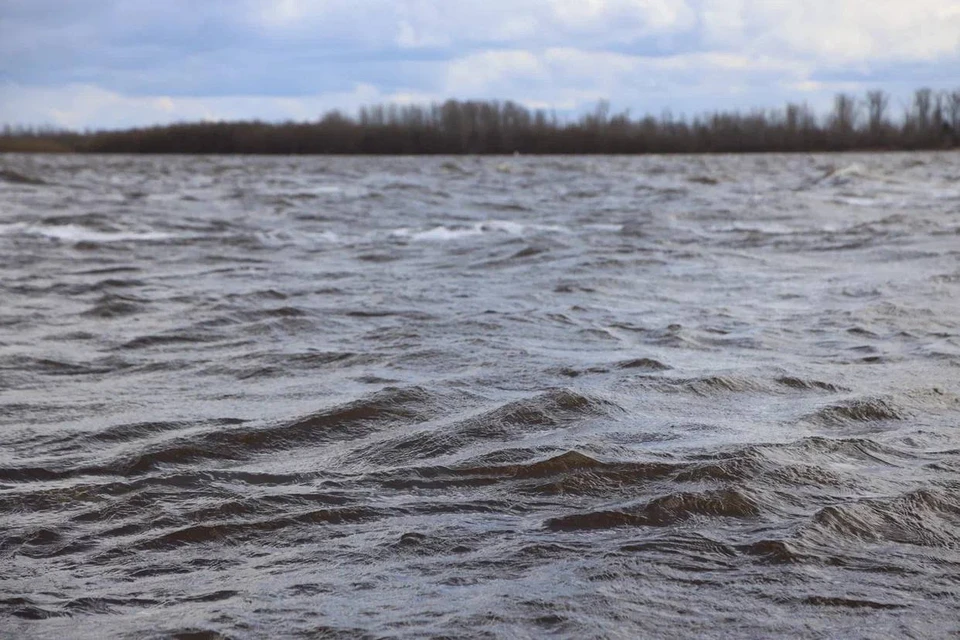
376;450;676;494
21;224;173;243
687;175;720;185
616;357;671;371
0;387;449;483
627;373;852;398
0;168;48;185
804;163;889;189
774;376;847;392
135;506;381;550
345;389;621;467
794;488;960;550
81;293;146;318
545;487;760;531
806;397;906;426
440;160;470;174
665;375;767;395
371;429;907;498
390;220;569;242
0;354;128;378
111;386;447;475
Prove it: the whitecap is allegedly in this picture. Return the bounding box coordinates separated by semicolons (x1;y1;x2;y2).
583;223;625;233
24;224;173;243
832;196;878;207
391;220;569;242
0;222;29;236
316;231;340;242
411;225;486;241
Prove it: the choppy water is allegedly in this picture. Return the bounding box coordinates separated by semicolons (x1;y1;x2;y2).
2;152;960;639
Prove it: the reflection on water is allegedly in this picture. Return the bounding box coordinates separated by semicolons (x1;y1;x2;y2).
2;153;960;638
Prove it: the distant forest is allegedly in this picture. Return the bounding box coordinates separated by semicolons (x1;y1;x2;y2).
2;88;959;155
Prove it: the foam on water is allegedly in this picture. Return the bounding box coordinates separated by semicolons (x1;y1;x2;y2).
22;224;174;243
391;220;570;241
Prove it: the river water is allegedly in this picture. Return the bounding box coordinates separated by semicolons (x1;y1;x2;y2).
1;153;959;638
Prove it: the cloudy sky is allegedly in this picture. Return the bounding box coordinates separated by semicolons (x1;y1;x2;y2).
1;0;958;129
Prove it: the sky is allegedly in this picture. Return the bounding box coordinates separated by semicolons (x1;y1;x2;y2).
1;0;959;130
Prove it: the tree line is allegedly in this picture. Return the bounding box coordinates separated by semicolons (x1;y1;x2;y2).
2;88;959;154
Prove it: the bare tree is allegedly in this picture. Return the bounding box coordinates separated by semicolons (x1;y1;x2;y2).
7;85;960;154
948;90;960;132
829;93;858;148
933;92;946;129
784;103;800;134
865;90;889;142
913;88;933;132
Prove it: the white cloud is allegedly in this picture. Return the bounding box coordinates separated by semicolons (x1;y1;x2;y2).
445;51;546;95
543;0;695;35
699;0;960;63
0;83;438;129
442;47;812;110
232;0;960;63
549;0;695;31
252;0;315;27
236;0;696;48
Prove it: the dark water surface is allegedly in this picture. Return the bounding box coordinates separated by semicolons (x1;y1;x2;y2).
2;153;960;638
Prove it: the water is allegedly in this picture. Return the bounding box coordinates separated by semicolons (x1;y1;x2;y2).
2;153;959;639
